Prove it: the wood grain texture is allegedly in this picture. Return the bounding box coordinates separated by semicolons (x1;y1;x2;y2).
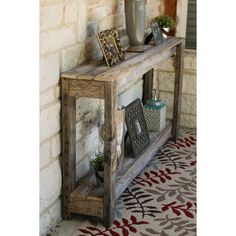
115;120;172;200
60;37;184;226
70;198;103;218
61;78;76;220
68;79;105;99
172;41;184;141
142;69;154;104
103;81;118;228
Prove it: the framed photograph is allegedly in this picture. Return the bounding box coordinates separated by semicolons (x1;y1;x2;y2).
125;99;150;158
96;29;125;67
151;21;163;46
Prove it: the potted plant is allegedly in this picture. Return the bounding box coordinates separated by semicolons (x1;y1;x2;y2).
90;152;105;184
153;15;176;38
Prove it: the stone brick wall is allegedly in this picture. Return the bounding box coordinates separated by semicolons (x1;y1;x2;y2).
155;49;196;128
40;0;163;235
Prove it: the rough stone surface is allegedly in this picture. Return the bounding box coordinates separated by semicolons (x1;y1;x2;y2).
40;160;62;214
182;73;196;95
180;114;196;128
77;0;88;42
65;0;78;24
40;102;61;142
181;94;196;115
40;25;76;55
159;71;175;92
61;45;81;72
76;127;99;163
40;88;55;108
40;52;60;92
40;141;51;169
118;79;143;107
76;153;93;181
40;212;51;236
40;4;63;30
51;133;61;158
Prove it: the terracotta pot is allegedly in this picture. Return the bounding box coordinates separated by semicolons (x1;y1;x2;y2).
125;0;145;46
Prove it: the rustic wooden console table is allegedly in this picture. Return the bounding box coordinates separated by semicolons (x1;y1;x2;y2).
61;37;184;227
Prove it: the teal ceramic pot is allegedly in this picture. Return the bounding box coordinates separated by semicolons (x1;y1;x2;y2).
125;0;145;46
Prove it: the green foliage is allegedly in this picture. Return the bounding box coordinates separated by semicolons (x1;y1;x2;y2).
90;153;104;171
154;15;176;29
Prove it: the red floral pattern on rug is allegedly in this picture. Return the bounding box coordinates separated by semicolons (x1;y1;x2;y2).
72;129;196;236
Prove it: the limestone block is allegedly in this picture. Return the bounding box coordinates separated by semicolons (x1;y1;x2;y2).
87;21;99;37
180;114;196;128
40;4;63;30
184;50;196;70
76;97;101;122
76;112;99;142
76;154;93;180
92;6;107;20
40;25;76;55
65;0;78;24
61;45;81;72
40;199;61;236
159;91;174;111
40;160;62;213
40;103;60;141
51;133;61;158
159;71;175;92
48;199;62;226
156;57;175;71
118;79;143;107
40;0;63;7
40;141;51;169
76;127;99;162
40;52;60;92
77;0;88;42
40;211;50;236
182;73;196;95
181;94;196;115
40;88;55;108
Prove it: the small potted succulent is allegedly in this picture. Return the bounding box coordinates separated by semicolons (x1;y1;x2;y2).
90;152;105;184
154;15;176;38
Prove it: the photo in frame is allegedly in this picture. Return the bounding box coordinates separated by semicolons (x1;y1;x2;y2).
151;21;163;46
96;29;125;67
125;99;150;158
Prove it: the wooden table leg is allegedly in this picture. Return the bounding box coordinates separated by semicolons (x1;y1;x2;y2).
103;81;117;228
172;42;184;142
61;78;76;219
142;69;154;105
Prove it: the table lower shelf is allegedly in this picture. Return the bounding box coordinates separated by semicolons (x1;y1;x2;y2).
70;120;172;218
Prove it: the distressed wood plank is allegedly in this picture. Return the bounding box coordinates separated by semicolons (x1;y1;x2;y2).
142;69;154;104
115;120;172;200
172;41;184;141
70;198;103;218
70;172;97;200
103;81;118;228
61;78;76;220
68;79;105;99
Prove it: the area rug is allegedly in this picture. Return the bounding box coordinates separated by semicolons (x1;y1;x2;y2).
73;129;196;236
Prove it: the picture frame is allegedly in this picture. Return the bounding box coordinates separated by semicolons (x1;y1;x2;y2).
151;21;163;46
125;99;150;158
96;29;125;67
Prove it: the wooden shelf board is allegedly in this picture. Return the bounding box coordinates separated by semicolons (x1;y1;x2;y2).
70;119;172;215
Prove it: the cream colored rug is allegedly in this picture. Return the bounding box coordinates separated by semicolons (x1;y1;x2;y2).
71;129;196;236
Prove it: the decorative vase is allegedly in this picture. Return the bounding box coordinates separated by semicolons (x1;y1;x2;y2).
125;0;145;46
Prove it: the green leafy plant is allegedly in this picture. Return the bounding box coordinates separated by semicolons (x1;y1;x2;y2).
90;153;105;171
154;15;176;29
